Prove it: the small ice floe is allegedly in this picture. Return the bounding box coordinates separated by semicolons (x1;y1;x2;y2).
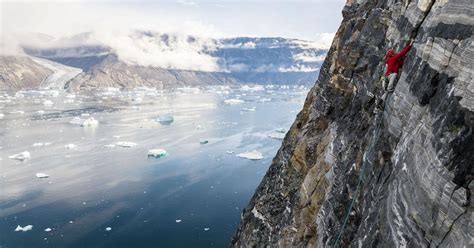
36;173;49;179
36;110;45;114
9;151;31;161
104;144;116;148
66;94;76;99
226;151;234;154
64;144;77;149
157;115;174;125
69;117;99;127
63;99;74;104
199;139;209;144
15;225;33;232
241;107;256;112
44;228;52;232
267;132;285;140
32;142;51;148
147;149;168;158
237;150;264;160
0;113;4;119
274;128;286;133
204;227;210;231
116;142;137;148
402;163;408;172
81;113;90;117
175;220;182;223
105;227;112;232
43;100;54;106
224;99;244;105
9;110;25;114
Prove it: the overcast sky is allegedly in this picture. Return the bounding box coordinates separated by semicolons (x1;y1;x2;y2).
1;0;346;40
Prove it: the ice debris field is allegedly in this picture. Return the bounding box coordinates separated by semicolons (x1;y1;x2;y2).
0;85;308;247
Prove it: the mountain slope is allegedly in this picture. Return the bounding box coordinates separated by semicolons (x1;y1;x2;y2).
232;0;473;247
0;56;52;90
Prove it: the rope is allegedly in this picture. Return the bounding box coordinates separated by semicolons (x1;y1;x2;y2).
332;97;387;247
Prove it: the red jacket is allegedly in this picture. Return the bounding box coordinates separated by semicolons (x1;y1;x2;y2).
384;43;412;77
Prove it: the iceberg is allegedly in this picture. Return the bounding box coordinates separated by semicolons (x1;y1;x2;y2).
224;99;244;105
237;150;264;160
105;227;112;232
175;219;182;223
44;228;52;232
69;117;99;127
240;85;265;91
15;225;33;232
9;151;30;161
104;144;116;148
268;132;285;140
226;151;235;154
36;110;45;114
199;139;209;144
157;115;174;125
242;107;256;112
64;144;77;149
204;228;210;231
116;142;137;148
43;100;54;106
274;128;287;133
0;113;4;119
36;173;49;179
148;149;168;158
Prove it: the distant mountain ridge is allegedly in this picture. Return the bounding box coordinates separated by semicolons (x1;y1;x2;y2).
2;32;329;91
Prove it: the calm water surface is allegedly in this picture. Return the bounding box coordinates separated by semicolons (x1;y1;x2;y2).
0;86;308;247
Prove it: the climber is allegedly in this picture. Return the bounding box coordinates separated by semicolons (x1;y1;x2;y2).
376;38;414;110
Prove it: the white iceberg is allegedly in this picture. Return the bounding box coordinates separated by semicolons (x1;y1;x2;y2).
204;227;210;231
63;99;74;104
0;113;4;119
36;110;45;114
70;117;99;127
224;99;244;105
175;219;182;223
148;149;168;158
226;151;235;154
237;150;264;160
240;85;265;91
268;133;285;140
242;107;256;112
9;151;30;161
274;128;287;133
15;225;33;232
44;228;52;232
105;227;112;232
64;144;77;149
104;144;116;148
36;173;49;178
116;142;137;148
43;100;53;106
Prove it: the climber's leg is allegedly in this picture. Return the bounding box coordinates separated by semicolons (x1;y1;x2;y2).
387;73;397;92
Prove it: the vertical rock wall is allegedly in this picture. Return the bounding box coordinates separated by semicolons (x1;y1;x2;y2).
232;0;473;247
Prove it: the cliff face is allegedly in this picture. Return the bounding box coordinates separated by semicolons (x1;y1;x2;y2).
232;0;473;247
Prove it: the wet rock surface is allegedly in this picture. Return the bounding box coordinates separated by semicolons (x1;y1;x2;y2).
232;0;473;247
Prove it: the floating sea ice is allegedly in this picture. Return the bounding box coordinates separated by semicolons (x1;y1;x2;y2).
236;150;264;160
242;107;256;112
199;139;209;144
9;110;24;114
64;144;77;149
63;99;74;104
69;117;99;127
9;151;30;161
175;220;182;223
0;113;4;119
36;173;49;179
104;144;116;148
259;98;272;103
224;99;244;105
157;115;174;125
33;143;44;147
116;142;137;148
204;228;210;231
43;100;53;106
81;113;90;117
105;227;112;232
36;110;45;114
15;225;33;232
267;132;285;140
65;94;76;99
147;149;168;158
44;228;52;232
226;151;235;154
274;128;287;133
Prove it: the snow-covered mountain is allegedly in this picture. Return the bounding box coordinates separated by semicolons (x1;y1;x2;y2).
4;31;329;90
